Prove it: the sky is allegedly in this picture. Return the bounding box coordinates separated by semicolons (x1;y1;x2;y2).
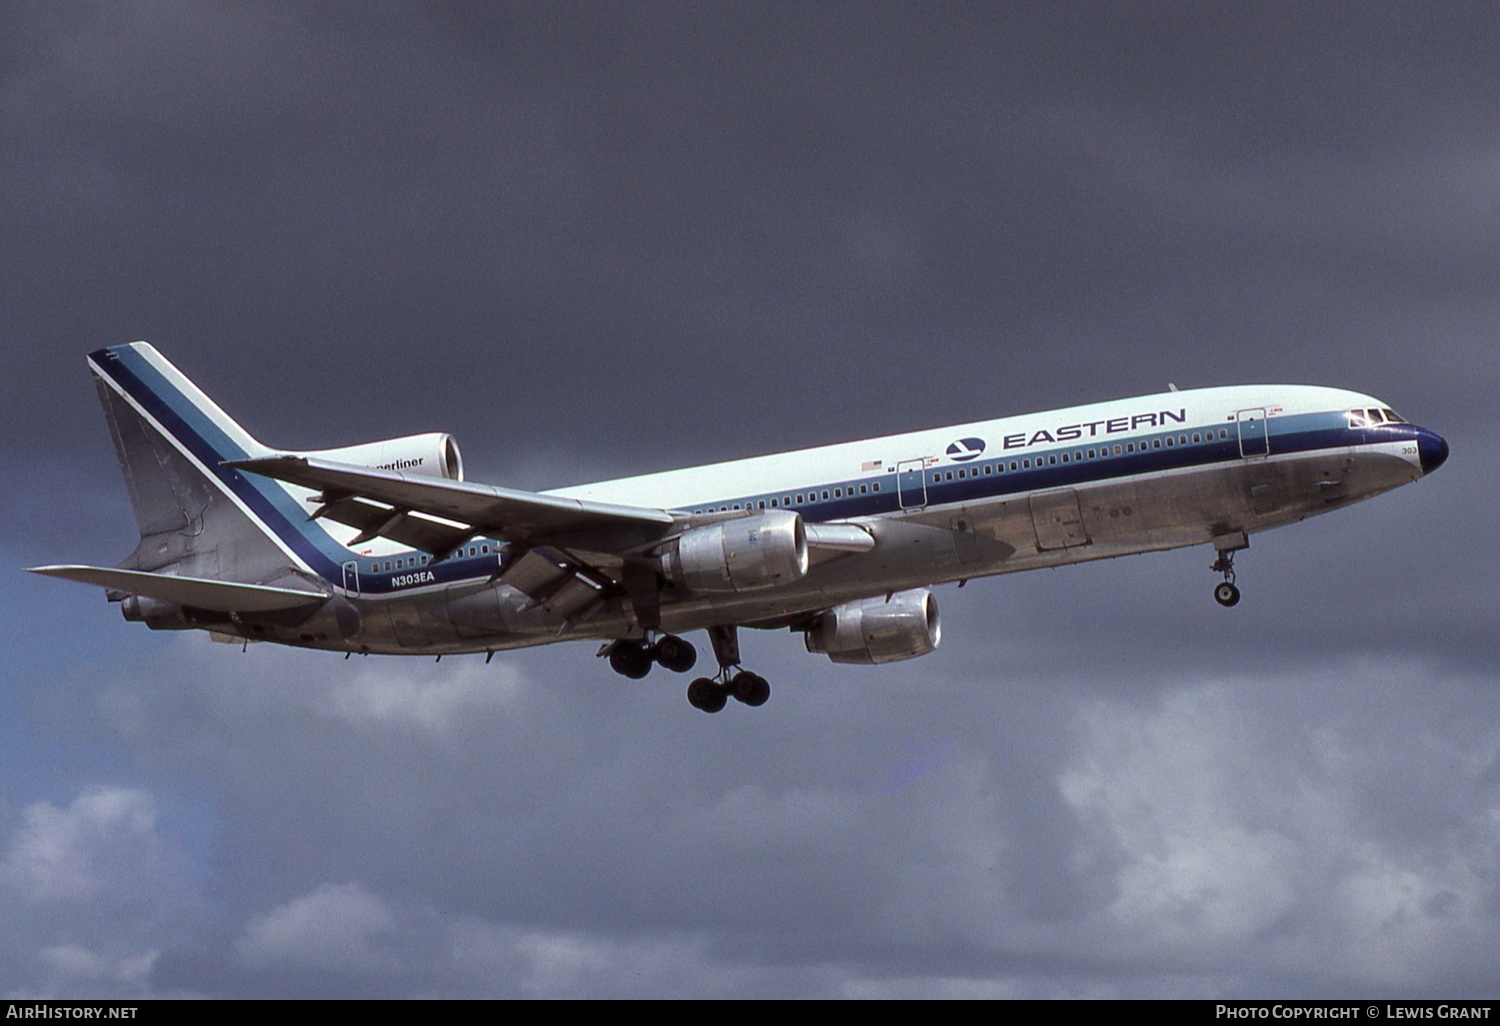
2;1;1497;999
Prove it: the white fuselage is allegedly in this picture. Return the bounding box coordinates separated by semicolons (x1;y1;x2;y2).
340;383;1431;654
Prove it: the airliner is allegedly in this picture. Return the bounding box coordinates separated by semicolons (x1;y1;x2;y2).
30;343;1448;712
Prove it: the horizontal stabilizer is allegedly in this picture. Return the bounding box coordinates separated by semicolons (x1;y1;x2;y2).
26;565;328;613
229;455;676;551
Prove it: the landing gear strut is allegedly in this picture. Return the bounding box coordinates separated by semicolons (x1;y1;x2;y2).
1211;532;1247;608
685;625;772;713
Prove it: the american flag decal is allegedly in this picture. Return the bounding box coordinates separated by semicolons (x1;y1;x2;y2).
862;459;881;471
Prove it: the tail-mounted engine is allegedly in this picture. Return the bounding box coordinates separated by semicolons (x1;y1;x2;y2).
804;588;941;664
662;510;809;593
298;432;464;480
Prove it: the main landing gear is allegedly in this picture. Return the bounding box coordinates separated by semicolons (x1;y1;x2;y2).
1210;532;1248;608
686;624;771;714
605;625;774;712
604;633;699;679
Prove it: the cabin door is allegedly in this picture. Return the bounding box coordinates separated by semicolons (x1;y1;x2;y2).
897;460;928;509
1236;408;1270;458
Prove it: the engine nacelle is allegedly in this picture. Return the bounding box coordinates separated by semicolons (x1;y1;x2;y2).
121;594;204;631
804;588;941;665
663;511;809;593
298;432;464;480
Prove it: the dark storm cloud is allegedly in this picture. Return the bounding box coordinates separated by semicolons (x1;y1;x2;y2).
3;1;1497;998
5;635;1486;998
8;3;1497;463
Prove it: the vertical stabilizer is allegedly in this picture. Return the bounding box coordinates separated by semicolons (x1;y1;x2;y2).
88;343;309;583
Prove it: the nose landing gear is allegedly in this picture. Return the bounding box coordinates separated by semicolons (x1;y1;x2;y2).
1210;532;1247;607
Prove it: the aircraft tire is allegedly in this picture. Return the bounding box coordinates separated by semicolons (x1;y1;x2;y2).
1214;582;1241;607
730;671;758;701
654;635;697;673
739;673;770;707
687;677;726;713
609;642;653;679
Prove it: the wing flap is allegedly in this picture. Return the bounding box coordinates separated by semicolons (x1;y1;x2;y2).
27;565;328;613
312;495;473;554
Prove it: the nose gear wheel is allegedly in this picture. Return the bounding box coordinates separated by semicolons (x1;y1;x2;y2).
1210;534;1247;607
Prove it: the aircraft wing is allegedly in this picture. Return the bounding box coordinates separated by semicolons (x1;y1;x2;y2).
229;455;678;555
27;565;328;613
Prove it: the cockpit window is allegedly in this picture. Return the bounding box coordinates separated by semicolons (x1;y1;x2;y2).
1347;407;1407;428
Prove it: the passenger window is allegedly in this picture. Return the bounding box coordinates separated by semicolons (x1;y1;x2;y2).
1048;455;1057;465
984;465;993;474
860;485;869;494
872;482;879;491
822;490;829;500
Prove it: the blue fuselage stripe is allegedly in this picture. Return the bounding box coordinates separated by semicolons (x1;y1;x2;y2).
678;413;1410;519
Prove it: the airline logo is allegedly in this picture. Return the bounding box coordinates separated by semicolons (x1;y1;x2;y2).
946;437;985;462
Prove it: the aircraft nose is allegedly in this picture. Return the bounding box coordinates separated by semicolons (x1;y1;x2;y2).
1417;428;1449;476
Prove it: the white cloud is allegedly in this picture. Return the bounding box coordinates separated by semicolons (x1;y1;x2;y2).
236;882;397;973
3;787;170;904
0;788;199;998
1058;669;1500;988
